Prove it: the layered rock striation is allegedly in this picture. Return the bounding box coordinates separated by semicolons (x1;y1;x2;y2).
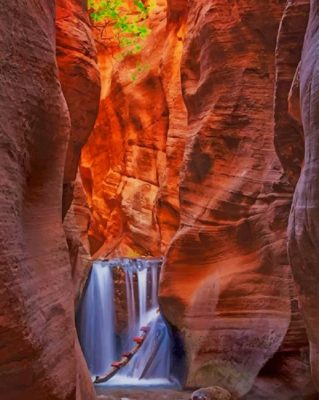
56;0;100;218
2;0;319;399
80;0;188;257
160;0;294;396
0;1;99;399
80;0;319;397
286;0;319;391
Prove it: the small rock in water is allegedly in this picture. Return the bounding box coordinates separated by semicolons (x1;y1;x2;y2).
191;386;232;400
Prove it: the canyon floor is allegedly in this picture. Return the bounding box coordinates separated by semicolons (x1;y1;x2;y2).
96;389;192;400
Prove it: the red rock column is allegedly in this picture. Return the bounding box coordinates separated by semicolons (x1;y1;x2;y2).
160;0;292;396
56;0;100;219
288;0;319;390
274;0;309;186
0;1;95;399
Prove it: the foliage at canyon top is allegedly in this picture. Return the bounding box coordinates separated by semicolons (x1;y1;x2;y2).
87;0;154;57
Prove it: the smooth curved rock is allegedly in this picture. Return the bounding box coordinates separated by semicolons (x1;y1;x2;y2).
191;386;232;400
274;0;309;186
56;0;100;219
0;1;94;399
159;0;298;396
64;172;92;305
287;0;319;390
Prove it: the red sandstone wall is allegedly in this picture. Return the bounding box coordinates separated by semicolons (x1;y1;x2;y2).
2;0;318;398
56;0;100;304
0;1;98;399
80;1;318;397
56;0;100;218
159;0;314;397
287;0;319;391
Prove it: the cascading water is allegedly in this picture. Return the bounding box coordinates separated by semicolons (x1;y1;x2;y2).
124;264;136;349
137;262;148;327
77;258;179;388
76;261;116;376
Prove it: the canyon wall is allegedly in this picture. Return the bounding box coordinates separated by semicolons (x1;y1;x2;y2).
286;0;319;391
81;0;319;397
81;0;188;257
57;0;100;219
160;0;303;397
1;0;318;399
0;1;99;399
56;0;100;302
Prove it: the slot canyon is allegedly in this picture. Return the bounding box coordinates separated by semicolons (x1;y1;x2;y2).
1;0;319;399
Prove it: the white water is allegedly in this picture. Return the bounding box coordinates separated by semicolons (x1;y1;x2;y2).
77;258;179;388
77;261;116;376
151;264;158;308
124;264;136;349
137;263;148;327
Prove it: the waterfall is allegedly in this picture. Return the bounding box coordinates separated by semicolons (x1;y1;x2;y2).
137;262;148;327
77;257;179;388
77;261;116;376
124;262;136;348
151;263;158;308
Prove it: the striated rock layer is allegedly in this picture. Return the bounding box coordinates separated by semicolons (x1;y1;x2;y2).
159;0;314;397
274;0;309;186
81;0;188;257
56;0;100;304
56;0;100;219
287;0;319;391
0;1;97;399
80;0;318;397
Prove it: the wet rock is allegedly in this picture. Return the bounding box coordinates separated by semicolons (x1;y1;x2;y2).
191;386;232;400
96;389;191;400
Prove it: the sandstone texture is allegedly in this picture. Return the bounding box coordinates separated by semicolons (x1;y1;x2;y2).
56;0;100;218
64;173;92;305
0;1;97;399
2;0;319;399
81;0;187;257
80;0;319;398
274;0;309;186
159;0;314;397
287;0;319;391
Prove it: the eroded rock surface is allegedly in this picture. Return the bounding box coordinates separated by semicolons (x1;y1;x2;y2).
78;0;318;397
64;173;92;305
56;0;100;304
287;0;319;391
81;0;187;257
56;0;100;218
159;0;312;397
0;1;96;399
274;0;309;186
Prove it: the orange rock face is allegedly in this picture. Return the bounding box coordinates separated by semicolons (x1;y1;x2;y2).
2;0;317;398
0;1;98;399
56;0;100;218
81;0;187;257
56;0;100;304
79;1;318;397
